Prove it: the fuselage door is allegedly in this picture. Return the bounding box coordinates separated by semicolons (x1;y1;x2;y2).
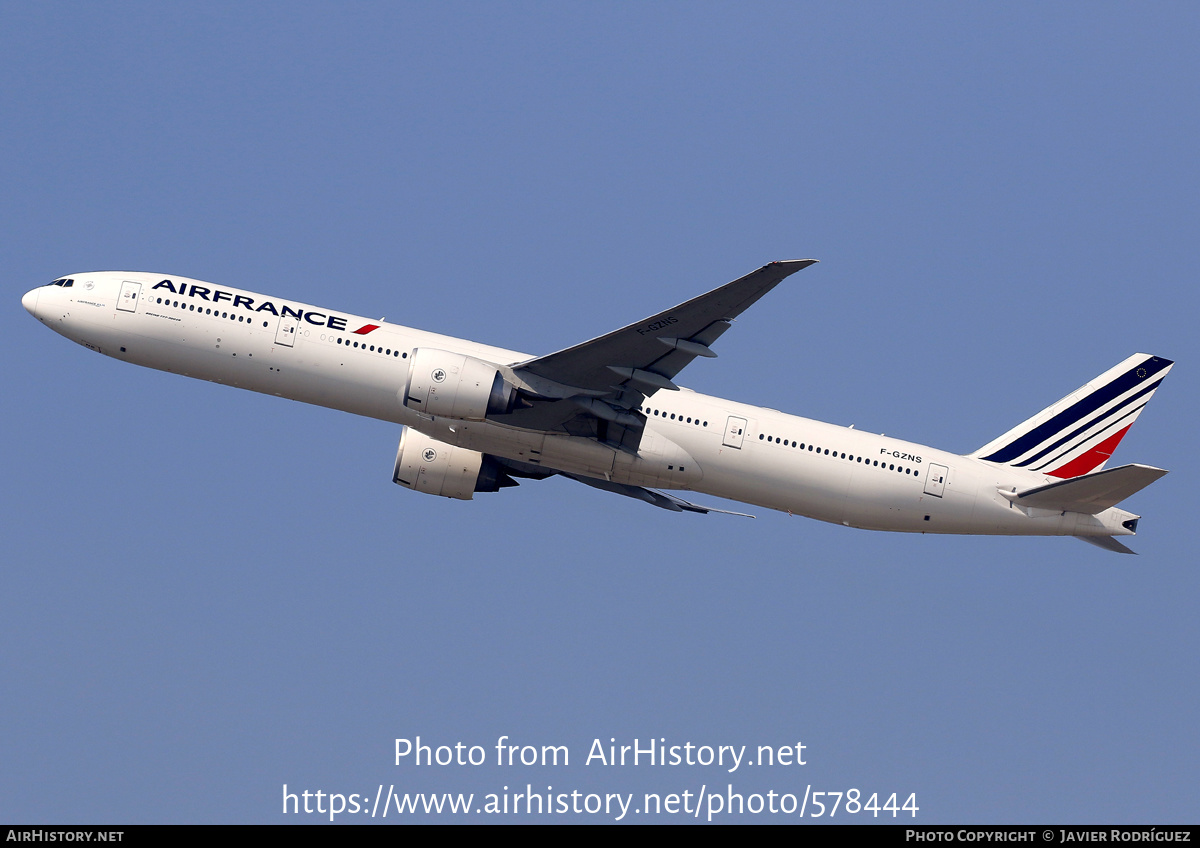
722;415;748;449
116;281;142;313
274;315;298;347
924;463;949;498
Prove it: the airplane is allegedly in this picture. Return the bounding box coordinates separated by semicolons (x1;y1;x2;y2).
22;261;1173;553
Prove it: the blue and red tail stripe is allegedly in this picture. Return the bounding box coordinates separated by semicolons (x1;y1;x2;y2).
972;353;1173;479
979;356;1171;464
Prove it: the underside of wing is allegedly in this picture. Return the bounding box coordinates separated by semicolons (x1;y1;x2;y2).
489;260;817;442
563;472;754;516
484;455;753;516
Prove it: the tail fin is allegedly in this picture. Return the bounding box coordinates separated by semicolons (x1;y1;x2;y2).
971;353;1173;478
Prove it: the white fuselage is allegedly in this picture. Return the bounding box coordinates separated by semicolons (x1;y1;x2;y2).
22;272;1137;539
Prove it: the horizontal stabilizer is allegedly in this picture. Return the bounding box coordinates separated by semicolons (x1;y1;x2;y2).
1011;463;1167;514
1077;535;1137;555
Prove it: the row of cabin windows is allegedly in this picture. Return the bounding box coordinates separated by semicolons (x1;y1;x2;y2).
155;297;408;357
334;337;405;357
636;404;918;478
639;406;708;428
157;297;264;325
758;432;920;477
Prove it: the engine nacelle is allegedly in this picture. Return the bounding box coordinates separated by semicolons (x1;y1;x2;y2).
402;348;516;420
392;428;515;500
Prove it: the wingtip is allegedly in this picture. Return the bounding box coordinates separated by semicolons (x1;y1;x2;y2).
766;259;819;273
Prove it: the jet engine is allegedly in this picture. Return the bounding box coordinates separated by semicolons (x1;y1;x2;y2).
402;348;517;420
392;428;517;500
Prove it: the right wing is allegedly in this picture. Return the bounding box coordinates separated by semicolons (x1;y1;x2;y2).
562;472;754;517
487;454;755;516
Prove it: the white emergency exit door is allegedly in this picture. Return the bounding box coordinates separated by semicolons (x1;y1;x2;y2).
117;281;141;313
723;416;747;449
275;315;298;347
924;463;949;498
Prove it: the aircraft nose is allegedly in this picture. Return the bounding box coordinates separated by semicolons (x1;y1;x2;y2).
22;287;40;317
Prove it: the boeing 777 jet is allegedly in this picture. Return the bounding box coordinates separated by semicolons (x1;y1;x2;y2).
22;262;1172;552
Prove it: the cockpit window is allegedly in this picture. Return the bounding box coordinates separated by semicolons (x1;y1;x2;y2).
49;278;74;287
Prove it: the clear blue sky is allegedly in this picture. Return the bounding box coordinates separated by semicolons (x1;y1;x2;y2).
3;2;1196;823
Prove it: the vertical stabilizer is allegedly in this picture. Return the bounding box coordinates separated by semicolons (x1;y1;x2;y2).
970;354;1172;478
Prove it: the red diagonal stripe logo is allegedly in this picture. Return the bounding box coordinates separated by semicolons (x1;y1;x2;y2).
353;324;380;335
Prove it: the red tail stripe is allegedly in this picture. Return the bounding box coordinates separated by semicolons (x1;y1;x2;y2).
1048;425;1131;479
